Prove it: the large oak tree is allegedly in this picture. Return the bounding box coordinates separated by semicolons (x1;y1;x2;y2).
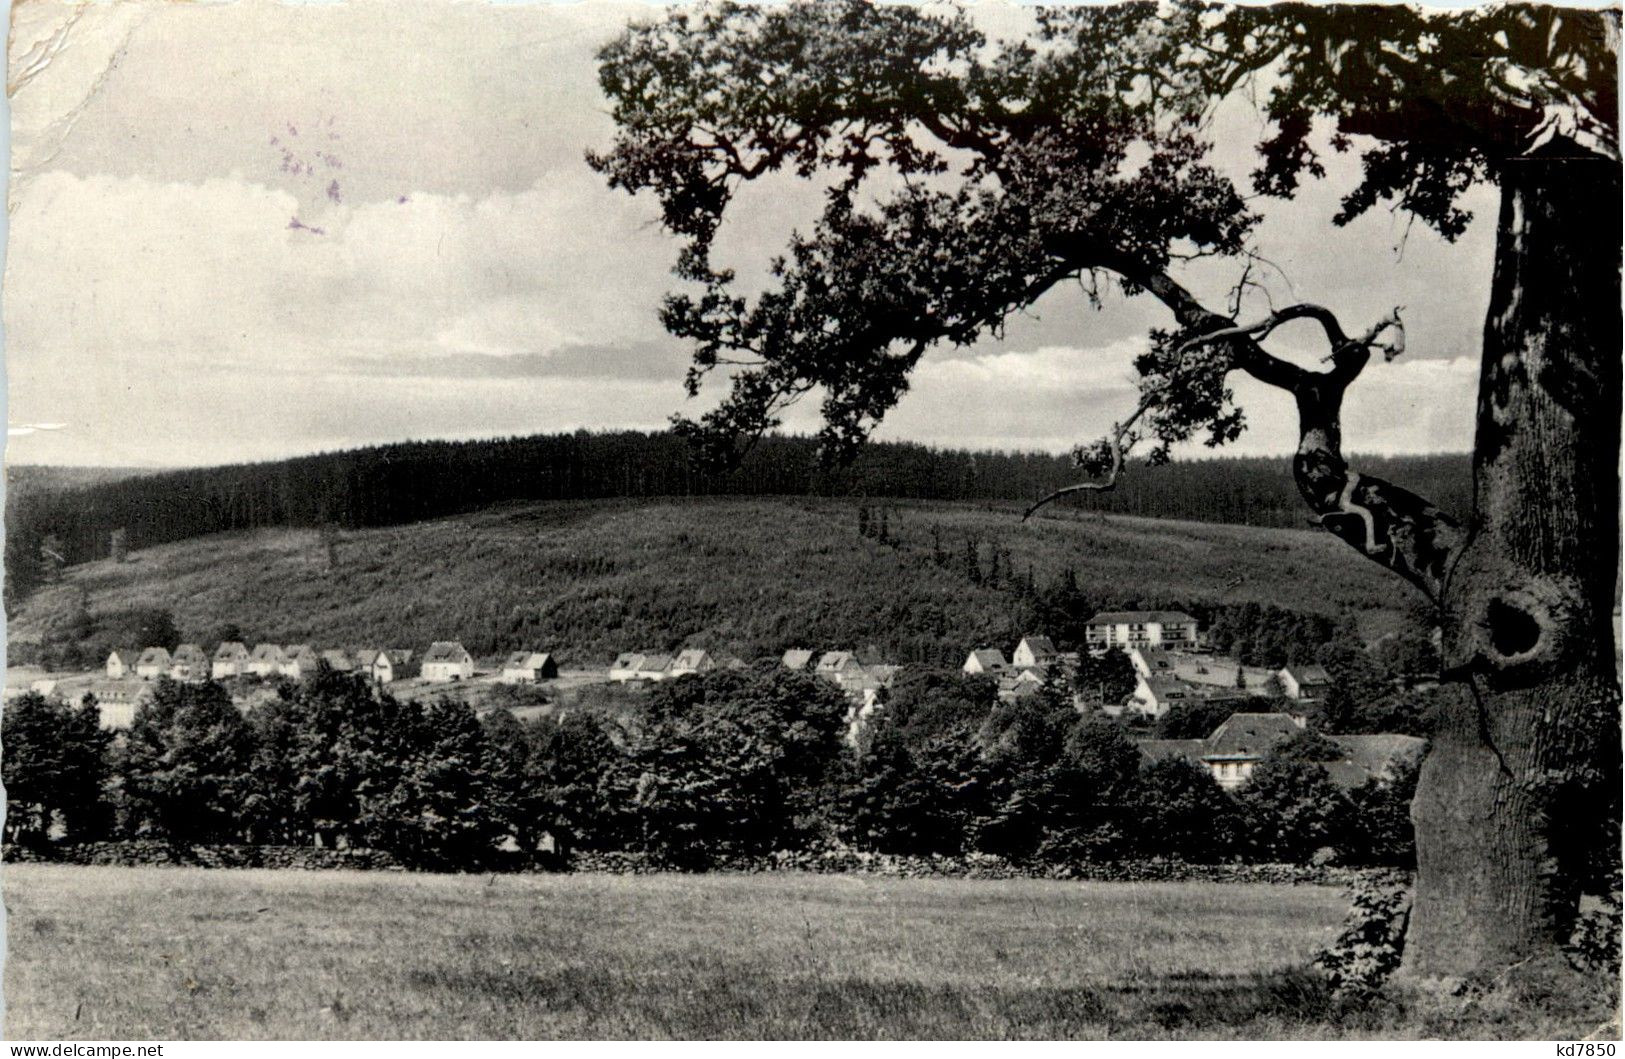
589;0;1621;980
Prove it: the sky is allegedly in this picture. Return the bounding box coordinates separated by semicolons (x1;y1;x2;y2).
4;0;1500;468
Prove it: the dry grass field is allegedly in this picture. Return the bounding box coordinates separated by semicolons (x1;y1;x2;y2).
4;864;1613;1040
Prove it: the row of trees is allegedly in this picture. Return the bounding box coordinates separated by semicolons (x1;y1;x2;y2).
3;665;1420;871
5;428;1470;605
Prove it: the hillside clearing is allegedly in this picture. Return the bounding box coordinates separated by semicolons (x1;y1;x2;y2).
9;497;1410;666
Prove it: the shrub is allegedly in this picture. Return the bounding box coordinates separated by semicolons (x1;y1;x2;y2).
1313;877;1411;1000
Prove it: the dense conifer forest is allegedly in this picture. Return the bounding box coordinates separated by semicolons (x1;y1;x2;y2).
5;430;1471;607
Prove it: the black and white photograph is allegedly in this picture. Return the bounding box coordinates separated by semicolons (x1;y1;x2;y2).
1;0;1620;1043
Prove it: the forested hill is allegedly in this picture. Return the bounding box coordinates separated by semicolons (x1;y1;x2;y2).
5;430;1470;603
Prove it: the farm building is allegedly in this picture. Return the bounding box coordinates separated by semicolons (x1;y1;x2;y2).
1278;664;1333;701
780;649;814;671
247;644;285;677
281;645;319;679
135;647;170;680
669;649;715;677
962;648;1008;675
105;649;138;680
1085;610;1200;650
609;653;645;682
1138;712;1423;791
1012;635;1058;669
500;652;558;683
369;649;414;684
211;642;249;679
421;641;474;682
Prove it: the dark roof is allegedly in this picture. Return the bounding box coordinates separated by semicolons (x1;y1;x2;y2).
1283;664;1333;685
284;644;316;662
672;649;711;668
1134;646;1177;671
138;647;170;665
967;648;1008;668
781;649;814;670
1203;713;1303;758
1018;635;1058;656
171;644;207;663
1088;611;1198;626
423;641;471;663
611;652;644;670
1137;739;1207;764
213;642;249;659
108;649;139;664
250;644;284;661
638;653;673;672
505;651;552;669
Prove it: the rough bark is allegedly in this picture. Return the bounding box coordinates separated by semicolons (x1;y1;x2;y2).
1404;143;1623;980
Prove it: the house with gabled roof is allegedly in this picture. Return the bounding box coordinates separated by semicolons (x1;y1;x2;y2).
781;648;814;671
135;647;171;680
168;644;208;681
1012;635;1059;669
636;653;674;681
280;644;319;679
421;641;474;682
212;642;249;680
370;649;414;684
247;644;285;678
669;649;714;677
1127;645;1178;680
962;648;1008;676
1085;610;1199;650
1278;664;1334;701
609;652;645;682
816;650;860;676
105;649;139;680
501;651;558;684
320;648;355;672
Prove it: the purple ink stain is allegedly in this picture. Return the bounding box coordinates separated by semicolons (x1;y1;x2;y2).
288;217;326;236
397;195;410;205
327;179;342;204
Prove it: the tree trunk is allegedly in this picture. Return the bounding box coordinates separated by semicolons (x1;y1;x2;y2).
1404;143;1622;980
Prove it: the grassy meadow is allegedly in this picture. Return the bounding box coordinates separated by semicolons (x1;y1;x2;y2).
4;864;1613;1040
10;496;1409;666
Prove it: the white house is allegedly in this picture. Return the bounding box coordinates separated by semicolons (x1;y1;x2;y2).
669;649;715;677
962;648;1008;675
105;649;138;680
281;644;319;679
169;644;208;681
421;641;474;682
370;649;414;684
1127;645;1178;680
500;651;557;683
211;642;249;680
635;653;673;681
609;652;645;682
1085;611;1200;651
1278;664;1333;701
1012;635;1059;669
135;647;171;680
816;651;861;677
247;644;285;678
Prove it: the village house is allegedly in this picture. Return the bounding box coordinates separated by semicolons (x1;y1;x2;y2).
1085;610;1200;651
780;648;814;671
281;644;319;679
135;647;171;680
1012;635;1059;669
247;643;285;678
609;652;645;682
105;649;138;680
320;648;356;672
816;650;861;678
1127;645;1178;680
1278;663;1333;701
370;649;414;684
962;648;1008;676
211;642;249;680
1137;711;1423;791
421;641;475;682
635;653;674;681
168;644;209;681
669;649;715;677
500;651;558;684
996;667;1046;704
